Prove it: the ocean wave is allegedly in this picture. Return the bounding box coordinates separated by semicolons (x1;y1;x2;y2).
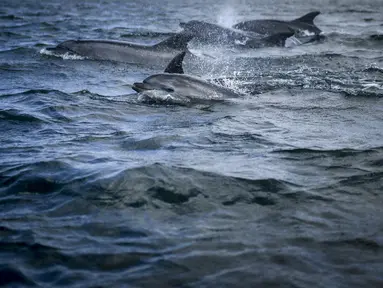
0;236;162;287
0;90;70;128
363;66;383;73
1;89;70;97
0;264;36;287
337;171;383;187
273;147;383;158
273;148;383;189
0;31;28;38
72;163;302;208
0;161;79;196
121;135;181;151
0;63;34;72
211;131;275;146
370;34;383;41
0;161;302;212
0;239;157;271
0;108;45;123
0;89;76;118
330;9;375;14
0;47;34;54
322;238;381;249
0;228;381;287
339;88;383;98
0;14;24;20
0;21;59;32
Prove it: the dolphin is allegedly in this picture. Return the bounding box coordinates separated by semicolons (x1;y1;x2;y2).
132;51;240;105
180;20;294;48
233;11;322;36
45;32;194;66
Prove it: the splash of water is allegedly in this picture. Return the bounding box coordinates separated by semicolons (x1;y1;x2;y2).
210;69;253;96
138;90;190;105
299;30;316;37
285;36;303;48
40;48;86;60
216;1;240;28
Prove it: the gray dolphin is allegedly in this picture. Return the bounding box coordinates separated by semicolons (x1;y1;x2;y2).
45;32;194;66
132;51;240;105
180;20;294;48
233;11;322;36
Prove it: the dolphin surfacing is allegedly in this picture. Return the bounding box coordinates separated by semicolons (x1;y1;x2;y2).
233;11;322;36
132;51;240;105
180;20;294;48
45;32;194;65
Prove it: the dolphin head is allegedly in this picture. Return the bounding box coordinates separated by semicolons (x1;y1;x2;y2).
132;51;239;103
132;74;214;97
132;51;187;94
131;74;205;106
45;40;79;54
132;74;237;104
132;75;178;93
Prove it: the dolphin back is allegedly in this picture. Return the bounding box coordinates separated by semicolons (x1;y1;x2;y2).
262;31;295;46
153;32;194;50
244;31;295;48
291;11;320;24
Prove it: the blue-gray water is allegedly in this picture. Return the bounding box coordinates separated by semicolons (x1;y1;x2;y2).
1;0;383;287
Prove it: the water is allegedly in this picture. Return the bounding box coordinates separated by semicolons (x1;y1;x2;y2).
1;0;383;287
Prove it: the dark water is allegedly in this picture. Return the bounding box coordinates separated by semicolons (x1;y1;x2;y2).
1;0;383;287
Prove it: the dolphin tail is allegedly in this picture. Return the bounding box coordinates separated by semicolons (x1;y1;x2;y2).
153;32;194;50
262;30;295;47
291;11;320;24
164;51;186;74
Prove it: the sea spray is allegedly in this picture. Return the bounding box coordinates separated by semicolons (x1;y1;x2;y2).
216;0;241;28
40;48;86;60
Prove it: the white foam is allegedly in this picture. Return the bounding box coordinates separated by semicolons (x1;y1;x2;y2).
138;90;190;105
40;48;86;60
235;38;249;46
211;71;251;96
362;83;383;90
285;36;303;48
299;30;316;37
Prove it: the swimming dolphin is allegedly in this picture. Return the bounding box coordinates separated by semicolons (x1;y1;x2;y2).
180;20;294;48
132;51;240;105
233;11;322;36
45;32;194;66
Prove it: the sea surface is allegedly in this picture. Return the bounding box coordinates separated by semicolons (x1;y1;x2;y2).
1;0;383;287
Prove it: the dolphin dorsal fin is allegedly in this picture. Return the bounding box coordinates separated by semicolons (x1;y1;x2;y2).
154;32;194;50
263;30;295;46
291;11;320;24
164;51;186;74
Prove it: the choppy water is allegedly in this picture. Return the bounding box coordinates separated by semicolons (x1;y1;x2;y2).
1;0;383;287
